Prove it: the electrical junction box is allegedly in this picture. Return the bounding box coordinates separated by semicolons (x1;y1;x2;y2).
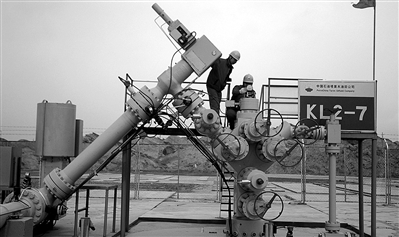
326;121;341;144
182;35;221;76
168;20;192;48
0;146;22;187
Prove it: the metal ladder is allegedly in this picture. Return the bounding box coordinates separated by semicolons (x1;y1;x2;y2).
219;168;235;218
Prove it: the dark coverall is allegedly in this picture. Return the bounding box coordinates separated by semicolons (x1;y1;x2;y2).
206;58;233;115
226;85;256;129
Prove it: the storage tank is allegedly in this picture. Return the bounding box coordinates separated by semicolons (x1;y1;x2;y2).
35;100;76;157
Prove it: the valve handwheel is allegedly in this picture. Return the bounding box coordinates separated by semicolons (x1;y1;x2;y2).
254;108;284;138
272;138;304;167
294;118;320;145
254;191;284;221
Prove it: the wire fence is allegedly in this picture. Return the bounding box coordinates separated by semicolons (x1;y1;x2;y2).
0;138;397;204
122;141;398;204
274;143;399;204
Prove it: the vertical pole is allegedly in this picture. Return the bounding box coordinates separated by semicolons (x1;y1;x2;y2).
134;141;139;199
112;187;117;233
358;140;364;237
328;152;337;224
344;147;347;202
134;141;141;199
324;111;341;233
384;138;391;205
216;168;220;201
74;189;79;237
372;3;376;81
120;81;130;237
371;139;377;237
381;133;388;204
387;143;391;205
104;190;109;237
300;142;306;204
177;147;180;199
85;189;89;217
120;133;131;236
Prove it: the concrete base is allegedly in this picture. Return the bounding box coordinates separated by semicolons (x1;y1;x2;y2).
0;217;33;237
226;218;274;237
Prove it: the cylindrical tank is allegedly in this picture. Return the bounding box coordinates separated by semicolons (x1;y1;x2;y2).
35;101;76;157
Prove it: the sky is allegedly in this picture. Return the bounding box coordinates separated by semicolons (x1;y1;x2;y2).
1;0;398;142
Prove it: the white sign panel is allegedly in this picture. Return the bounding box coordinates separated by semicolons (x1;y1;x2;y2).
298;80;376;132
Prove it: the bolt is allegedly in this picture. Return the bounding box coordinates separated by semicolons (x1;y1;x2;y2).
207;113;214;120
256;178;264;185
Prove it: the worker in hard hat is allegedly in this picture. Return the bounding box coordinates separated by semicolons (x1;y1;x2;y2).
226;74;256;129
206;50;240;115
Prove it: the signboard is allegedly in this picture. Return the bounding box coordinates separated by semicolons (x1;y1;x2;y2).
298;80;376;132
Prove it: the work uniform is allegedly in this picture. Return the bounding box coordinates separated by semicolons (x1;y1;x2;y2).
226;85;245;129
206;58;234;115
226;85;256;129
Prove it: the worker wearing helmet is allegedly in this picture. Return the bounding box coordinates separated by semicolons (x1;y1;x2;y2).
226;74;256;129
206;50;240;115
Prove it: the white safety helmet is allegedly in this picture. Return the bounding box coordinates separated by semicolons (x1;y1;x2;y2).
229;50;241;61
243;74;254;84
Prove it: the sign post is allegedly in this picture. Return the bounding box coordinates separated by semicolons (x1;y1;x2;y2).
298;80;377;133
299;79;377;237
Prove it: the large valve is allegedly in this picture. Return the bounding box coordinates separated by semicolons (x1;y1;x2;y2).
237;193;267;220
294;118;326;144
238;167;268;192
254;191;284;221
272;138;304;167
212;133;249;161
193;109;222;138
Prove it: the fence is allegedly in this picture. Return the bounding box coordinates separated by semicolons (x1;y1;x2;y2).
124;140;398;204
287;143;399;204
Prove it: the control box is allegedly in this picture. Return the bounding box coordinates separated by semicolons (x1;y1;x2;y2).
182;35;221;76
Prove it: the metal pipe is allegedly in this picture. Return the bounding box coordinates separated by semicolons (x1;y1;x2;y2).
328;151;337;223
63;111;139;183
152;3;173;25
384;139;388;204
371;139;377;237
120;131;132;236
300;142;306;204
358;139;364;237
383;138;391;205
344;147;347;202
177;148;180;199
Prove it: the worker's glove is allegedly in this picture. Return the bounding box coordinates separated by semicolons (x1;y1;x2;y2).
239;88;247;94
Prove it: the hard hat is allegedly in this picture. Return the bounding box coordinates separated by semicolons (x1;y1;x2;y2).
229;50;241;61
243;74;253;84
